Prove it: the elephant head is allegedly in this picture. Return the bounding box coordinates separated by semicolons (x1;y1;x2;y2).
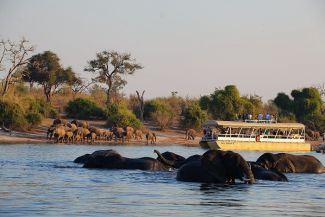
201;150;255;184
154;150;185;168
256;153;287;169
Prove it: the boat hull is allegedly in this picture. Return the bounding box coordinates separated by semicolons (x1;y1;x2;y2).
202;140;311;152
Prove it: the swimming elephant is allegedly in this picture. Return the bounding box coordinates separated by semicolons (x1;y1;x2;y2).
176;160;216;182
185;129;196;140
77;149;172;171
256;153;325;173
154;150;200;169
177;150;255;184
249;162;288;181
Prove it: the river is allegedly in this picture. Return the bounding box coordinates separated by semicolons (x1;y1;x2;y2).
0;144;324;217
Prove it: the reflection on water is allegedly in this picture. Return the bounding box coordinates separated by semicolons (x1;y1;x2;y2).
0;144;325;217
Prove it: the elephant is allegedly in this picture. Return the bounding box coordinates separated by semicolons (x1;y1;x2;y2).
154;150;200;169
146;132;156;144
256;153;325;173
249;162;288;181
71;119;89;129
87;132;97;144
52;118;67;126
177;150;255;184
134;129;143;140
76;149;172;171
53;125;66;143
176;160;216;182
185;129;196;140
46;125;56;140
103;129;114;141
74;127;91;143
74;153;92;164
112;127;125;143
200;150;255;184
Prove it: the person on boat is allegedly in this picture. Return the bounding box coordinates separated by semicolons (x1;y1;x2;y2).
258;113;263;121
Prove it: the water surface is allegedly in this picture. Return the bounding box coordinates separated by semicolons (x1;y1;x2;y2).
0;144;324;217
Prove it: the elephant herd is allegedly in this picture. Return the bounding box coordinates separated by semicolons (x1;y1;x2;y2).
74;149;325;184
47;119;157;144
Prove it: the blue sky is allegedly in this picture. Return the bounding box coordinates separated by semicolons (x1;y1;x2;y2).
1;0;324;100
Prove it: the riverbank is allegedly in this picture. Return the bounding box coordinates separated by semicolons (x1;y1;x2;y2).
0;119;201;146
0;119;322;149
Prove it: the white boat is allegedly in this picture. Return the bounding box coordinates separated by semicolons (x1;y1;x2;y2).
199;120;311;152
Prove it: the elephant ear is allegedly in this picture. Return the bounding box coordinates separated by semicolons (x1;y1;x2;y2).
274;158;295;173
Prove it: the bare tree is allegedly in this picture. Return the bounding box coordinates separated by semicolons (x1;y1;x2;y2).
71;78;94;98
0;38;34;96
136;90;145;121
315;83;325;100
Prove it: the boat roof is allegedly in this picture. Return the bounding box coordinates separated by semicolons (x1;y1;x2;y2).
203;120;305;129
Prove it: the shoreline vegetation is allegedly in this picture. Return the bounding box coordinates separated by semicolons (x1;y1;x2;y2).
0;39;324;148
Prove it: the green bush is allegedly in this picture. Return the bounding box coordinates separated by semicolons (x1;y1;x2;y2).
0;99;28;130
28;98;50;116
181;101;208;130
48;108;59;119
146;100;175;130
25;112;43;126
65;98;105;119
106;103;142;129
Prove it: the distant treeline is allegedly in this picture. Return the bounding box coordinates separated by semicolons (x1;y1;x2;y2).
0;38;324;133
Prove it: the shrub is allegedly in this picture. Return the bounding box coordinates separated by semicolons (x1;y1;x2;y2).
65;98;105;119
147;100;175;130
0;99;28;130
48;108;59;119
181;101;208;130
25;112;43;127
28;98;50;116
106;103;142;129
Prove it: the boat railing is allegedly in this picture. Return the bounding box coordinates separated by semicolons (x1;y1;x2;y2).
244;119;277;123
216;133;305;140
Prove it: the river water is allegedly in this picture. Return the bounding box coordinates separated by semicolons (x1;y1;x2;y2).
0;144;324;217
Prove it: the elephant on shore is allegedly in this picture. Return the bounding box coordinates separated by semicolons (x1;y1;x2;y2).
249;162;288;181
177;150;255;184
256;153;325;173
185;129;196;140
75;149;173;171
146;132;156;144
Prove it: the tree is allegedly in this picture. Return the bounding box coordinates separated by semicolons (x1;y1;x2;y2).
71;78;94;98
208;85;242;120
84;50;142;105
106;103;142;129
181;101;208;130
24;51;78;103
0;38;34;96
291;87;322;120
136;90;145;121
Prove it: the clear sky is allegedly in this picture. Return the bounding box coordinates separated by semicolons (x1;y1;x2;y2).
1;0;324;101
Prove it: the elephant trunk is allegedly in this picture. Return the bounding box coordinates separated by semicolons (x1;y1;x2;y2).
242;162;255;184
154;150;176;168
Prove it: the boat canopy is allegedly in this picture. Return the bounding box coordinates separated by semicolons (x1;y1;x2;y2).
202;120;305;129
